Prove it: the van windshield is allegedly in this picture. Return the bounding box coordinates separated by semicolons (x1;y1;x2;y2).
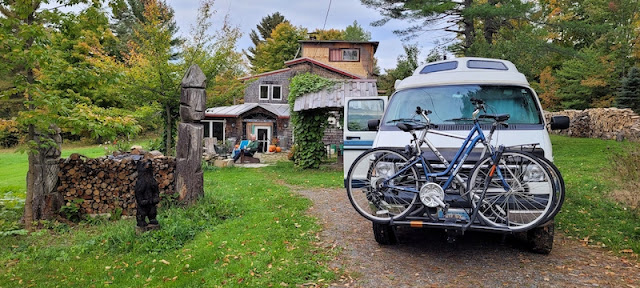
382;85;542;127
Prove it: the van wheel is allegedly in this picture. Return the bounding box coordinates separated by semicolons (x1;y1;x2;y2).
373;222;397;245
525;219;554;254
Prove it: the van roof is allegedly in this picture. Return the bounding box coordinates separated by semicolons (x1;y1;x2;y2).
396;57;530;90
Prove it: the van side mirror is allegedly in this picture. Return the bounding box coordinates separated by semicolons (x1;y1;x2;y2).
549;115;570;130
368;119;381;131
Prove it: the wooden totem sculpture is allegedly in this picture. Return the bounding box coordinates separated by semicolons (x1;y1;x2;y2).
176;65;206;203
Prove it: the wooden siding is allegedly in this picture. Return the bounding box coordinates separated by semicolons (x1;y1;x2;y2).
301;43;376;78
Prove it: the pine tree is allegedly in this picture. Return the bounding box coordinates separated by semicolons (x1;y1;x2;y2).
245;12;288;65
617;67;640;113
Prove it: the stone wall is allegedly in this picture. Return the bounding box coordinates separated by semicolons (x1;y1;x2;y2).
546;108;640;142
57;153;176;216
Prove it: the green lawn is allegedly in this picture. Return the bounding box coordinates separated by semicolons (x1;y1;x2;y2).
1;135;640;287
0;164;339;287
551;135;640;253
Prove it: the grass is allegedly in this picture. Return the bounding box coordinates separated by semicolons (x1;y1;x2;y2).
551;135;640;254
0;165;340;287
2;135;640;286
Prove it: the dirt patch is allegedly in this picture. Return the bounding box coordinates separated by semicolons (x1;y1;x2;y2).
297;187;640;287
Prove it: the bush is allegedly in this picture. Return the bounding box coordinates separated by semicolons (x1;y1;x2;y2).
0;119;20;148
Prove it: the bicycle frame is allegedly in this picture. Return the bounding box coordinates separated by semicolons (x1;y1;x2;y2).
381;119;499;195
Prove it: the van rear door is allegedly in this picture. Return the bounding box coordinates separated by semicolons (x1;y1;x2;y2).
343;96;387;178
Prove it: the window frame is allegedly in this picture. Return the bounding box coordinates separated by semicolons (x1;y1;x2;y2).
271;85;282;100
329;48;360;62
259;85;270;100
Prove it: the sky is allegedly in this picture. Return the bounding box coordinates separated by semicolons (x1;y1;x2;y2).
165;0;453;71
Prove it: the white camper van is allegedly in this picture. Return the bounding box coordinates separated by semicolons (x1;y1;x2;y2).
342;57;569;252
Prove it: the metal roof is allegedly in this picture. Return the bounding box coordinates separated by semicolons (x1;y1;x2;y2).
293;79;378;112
205;103;290;119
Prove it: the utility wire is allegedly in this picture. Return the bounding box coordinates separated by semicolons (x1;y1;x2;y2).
322;0;332;30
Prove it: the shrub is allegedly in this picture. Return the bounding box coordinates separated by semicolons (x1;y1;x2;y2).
0;119;20;148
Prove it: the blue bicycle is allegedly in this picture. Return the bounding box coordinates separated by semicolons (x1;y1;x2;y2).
345;98;562;233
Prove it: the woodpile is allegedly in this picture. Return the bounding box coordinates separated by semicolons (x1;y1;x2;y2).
56;153;176;216
546;108;640;142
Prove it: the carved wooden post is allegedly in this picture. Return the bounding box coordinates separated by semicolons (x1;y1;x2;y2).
25;124;63;222
176;65;206;204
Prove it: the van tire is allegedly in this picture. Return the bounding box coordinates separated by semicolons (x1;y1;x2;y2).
373;222;397;245
526;219;554;254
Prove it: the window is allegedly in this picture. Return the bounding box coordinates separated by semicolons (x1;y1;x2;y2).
382;85;542;129
259;85;269;100
420;61;458;74
329;48;360;62
272;86;282;100
347;99;385;131
202;120;225;141
467;60;508;70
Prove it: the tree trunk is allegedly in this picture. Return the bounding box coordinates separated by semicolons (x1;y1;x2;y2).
462;0;475;53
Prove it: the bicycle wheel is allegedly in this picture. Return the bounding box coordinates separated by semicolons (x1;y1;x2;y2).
534;156;565;222
346;148;419;223
467;151;554;232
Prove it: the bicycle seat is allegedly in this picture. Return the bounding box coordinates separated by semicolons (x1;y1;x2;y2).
397;122;427;132
479;114;510;122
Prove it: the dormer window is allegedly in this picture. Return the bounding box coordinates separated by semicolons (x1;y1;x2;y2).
330;48;360;62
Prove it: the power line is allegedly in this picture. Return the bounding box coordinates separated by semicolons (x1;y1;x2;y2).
322;0;332;30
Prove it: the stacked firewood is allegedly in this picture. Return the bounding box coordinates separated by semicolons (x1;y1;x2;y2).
56;153;176;216
546;108;640;142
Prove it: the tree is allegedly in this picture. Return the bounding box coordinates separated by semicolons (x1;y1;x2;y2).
378;44;420;95
361;0;532;54
0;1;140;229
125;0;182;156
252;22;307;73
180;0;247;107
555;48;616;109
344;20;371;41
314;28;345;40
109;0;182;61
617;66;640;113
245;12;288;67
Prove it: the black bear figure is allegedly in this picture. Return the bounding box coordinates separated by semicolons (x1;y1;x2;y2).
135;158;160;227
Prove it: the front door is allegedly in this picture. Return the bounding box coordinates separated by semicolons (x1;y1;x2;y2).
256;127;271;153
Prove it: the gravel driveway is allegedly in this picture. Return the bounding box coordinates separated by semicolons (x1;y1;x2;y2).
296;187;640;287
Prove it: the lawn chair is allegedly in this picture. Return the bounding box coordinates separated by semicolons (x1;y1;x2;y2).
232;140;260;164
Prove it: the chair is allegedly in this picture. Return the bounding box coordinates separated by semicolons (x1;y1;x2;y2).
233;140;260;164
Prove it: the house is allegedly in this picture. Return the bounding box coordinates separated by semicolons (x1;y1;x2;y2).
203;40;379;152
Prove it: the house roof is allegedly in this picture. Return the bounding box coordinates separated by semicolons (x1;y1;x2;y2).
238;67;291;81
293;79;378;112
299;40;380;53
238;57;364;81
205;103;290;119
284;57;363;79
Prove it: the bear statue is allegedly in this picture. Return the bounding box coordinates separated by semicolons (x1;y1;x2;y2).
135;158;160;228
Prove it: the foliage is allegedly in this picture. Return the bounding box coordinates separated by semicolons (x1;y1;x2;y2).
607;143;640;209
344;20;372;41
0;187;25;236
181;1;247;108
616;66;640;113
0;119;20;148
555;48;616;109
537;66;561;111
124;0;182;155
252;22;307;73
314;28;345;40
288;73;336;169
59;198;84;222
245;12;288;65
378;44;420;95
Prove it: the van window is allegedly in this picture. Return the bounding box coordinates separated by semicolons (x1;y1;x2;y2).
467;60;508;70
347;99;385;131
382;85;541;128
420;61;458;74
